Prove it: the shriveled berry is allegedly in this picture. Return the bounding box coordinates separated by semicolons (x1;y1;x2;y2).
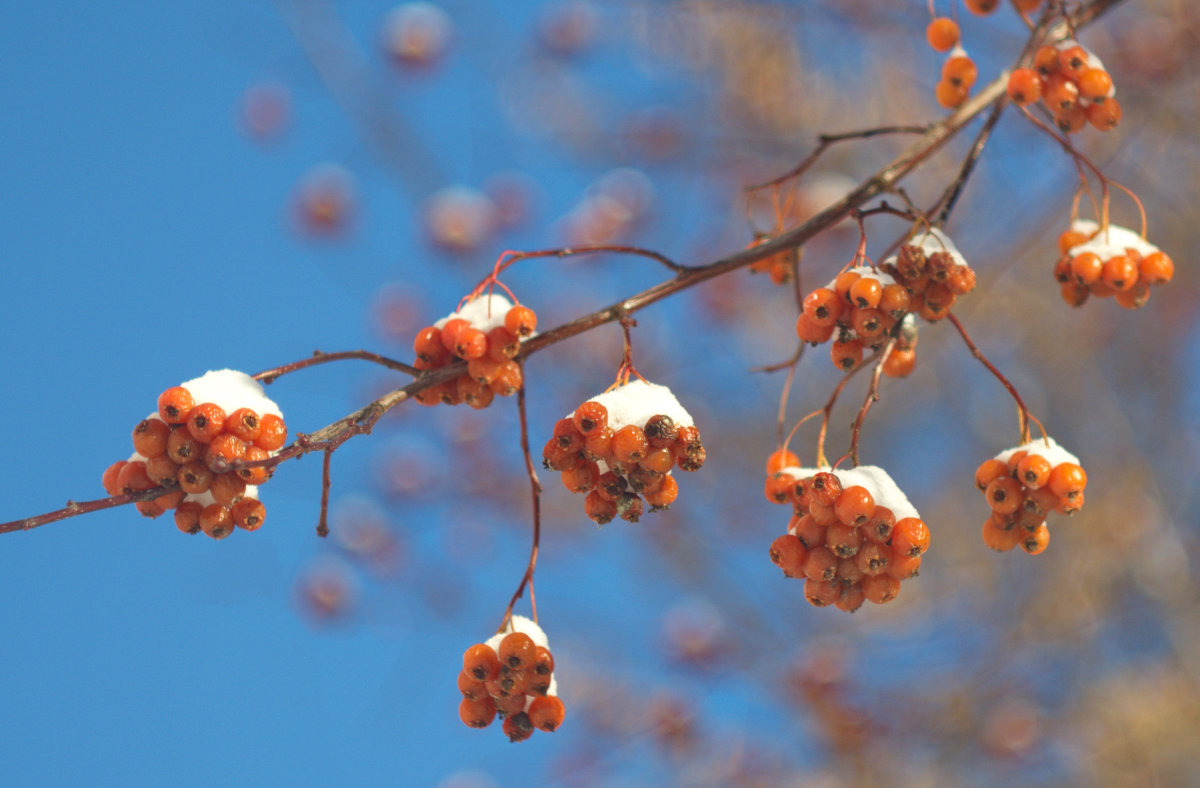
502;712;534;742
584;490;618;524
643;415;678;449
616;492;644;522
809;472;842;507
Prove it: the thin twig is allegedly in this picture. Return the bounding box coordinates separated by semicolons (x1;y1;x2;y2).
946;311;1031;443
847;337;898;466
254;350;418;384
500;368;542;631
745;125;930;192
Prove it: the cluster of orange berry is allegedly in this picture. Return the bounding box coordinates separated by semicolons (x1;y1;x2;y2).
543;380;704;525
1054;220;1175;309
1007;40;1121;133
412;294;531;407
764;454;929;612
100;370;287;539
746;235;799;285
458;616;565;742
975;437;1087;554
796;229;975;374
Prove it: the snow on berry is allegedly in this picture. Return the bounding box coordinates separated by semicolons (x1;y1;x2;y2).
1055;220;1173;309
976;436;1087;554
459;615;564;740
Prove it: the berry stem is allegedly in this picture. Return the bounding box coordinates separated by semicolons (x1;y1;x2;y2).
254;349;418;383
946;311;1033;444
500;369;541;631
847;336;899;467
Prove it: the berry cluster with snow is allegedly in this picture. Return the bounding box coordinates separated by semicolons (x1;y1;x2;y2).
1055;219;1175;309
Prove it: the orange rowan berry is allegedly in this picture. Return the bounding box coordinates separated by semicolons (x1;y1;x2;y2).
832;270;860;301
1005;450;1028;474
878;283;910;318
982;514;1021;551
791;513;826;549
862;573;900;604
926;17;960;52
454;327;488;360
1016;454;1052;489
459;697;497;729
836;556;865;585
964;0;998;13
804;578;840;607
231;498;266;531
505;305;537;338
439;317;470;353
834;486;875;527
154;489;185;510
825;523;863;558
1086;98;1122;131
499;632;537;670
638;448;672;476
807;472;840;508
174;501;203;535
199;503;234;539
1033;45;1059;76
502;712;534;742
864;506;896;544
1077;68;1113;100
830;337;864;371
583;427;614;462
1048;462;1086;499
490;360;523;396
413;326;448;364
1006;68;1042;106
766;448;800;476
1102;255;1137;291
117;460;155;493
1024;486;1059;516
803;287;844;327
205;433;248;474
943;55;978;89
464;643;501;681
485;326;520;361
796;313;836;345
946;265;976;295
1057;45;1090;80
1139;251;1174;285
612;425;649;464
1055;105;1088;134
1020;522;1050;554
1060;281;1090;307
532;646;554;678
158;386;196;425
848;277;882;310
542;439;581;472
1059;228;1091;254
1055;492;1084;515
102;460;127;496
936;79;969;109
883;348;917;378
886;552;922;580
132;418;171;458
135;500;166;519
561;460;600;494
803;546;839;583
769;533;808;578
210;472;247;507
573;401;608;437
808;499;839;527
1070;252;1104;285
986;476;1024;515
851;307;886;342
177;462;214;494
1114;283;1149;310
584;490;617;524
1053;256;1073;283
458;670;488;702
224;408;261;443
617;492;645;522
255;413;288;451
1012;0;1042;11
835;583;866;613
186;403;227;444
145;454;181;488
1043;73;1079;111
528;695;565;732
891;517;930;557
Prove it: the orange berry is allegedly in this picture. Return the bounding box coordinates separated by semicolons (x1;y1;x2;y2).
833;270;861;301
864;506;895;544
459;697;497;729
561;460;600;494
975;458;1010;492
527;695;565;732
485;326;520;361
791;513;826;549
641;447;675;474
825;522;863;558
209;472;247;507
644;415;679;449
835;583;866;613
231;498;266;531
1059;229;1091;254
804;578;840;607
1057;45;1090;80
465;356;502;385
255;413;288;451
1020;522;1050;554
925;17;960;52
862;573;901;604
101;460;127;496
796;313;836;345
1048;462;1087;499
532;646;555;679
116;460;155;493
803;546;839;583
573;401;608;436
1016;454;1052;489
1006;68;1042;106
803;287;844;327
887;552;922;580
490;360;523;396
848;276;883;310
413;326;448;364
199;503;234;539
986;476;1024;515
1077;68;1113;100
225;408;262;443
145;454;181;488
236;445;271;484
174;501;203;535
1101;255;1137;291
439;317;470;353
505;305;537;338
964;0;998;13
1055;492;1085;515
769;534;808;578
1060;281;1090;307
879;283;911;318
177;461;214;495
1005;450;1028;474
1054;105;1088;134
458;670;488;702
499;632;537;670
834;486;875;527
132;418;171;458
205;433;248;474
765;448;800;476
1033;45;1060;76
157;386;195;424
830;337;864;371
584;490;617;524
454;327;488;360
612;425;649;464
186;403;227;444
936;79;969;109
1070;252;1104;285
891;517;930;557
808;499;839;527
942;55;978;89
1086;98;1122;131
502;712;534;742
463;643;501;681
583;427;614;462
1139;251;1174;285
946;265;976;295
1042;73;1079;111
982;515;1021;551
883;348;916;378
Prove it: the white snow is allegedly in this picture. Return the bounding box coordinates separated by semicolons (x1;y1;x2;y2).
779;464;921;522
1065;219;1159;259
433;293;518;334
579;379;695;432
994;435;1080;470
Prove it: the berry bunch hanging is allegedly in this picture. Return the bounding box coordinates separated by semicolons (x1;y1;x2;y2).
975;437;1087;554
412;293;531;408
764;463;929;612
545;379;705;525
1008;40;1120;133
458;616;564;742
796;228;975;373
100;370;287;539
1054;220;1175;309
